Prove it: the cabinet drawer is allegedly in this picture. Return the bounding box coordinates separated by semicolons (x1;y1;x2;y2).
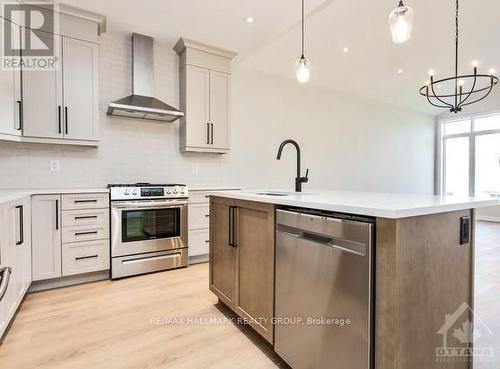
62;193;108;210
188;229;210;257
62;208;108;228
188;191;210;205
188;204;210;229
62;239;110;276
62;225;109;243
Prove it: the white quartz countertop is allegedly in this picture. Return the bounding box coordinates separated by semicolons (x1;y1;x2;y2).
208;190;500;219
0;188;108;205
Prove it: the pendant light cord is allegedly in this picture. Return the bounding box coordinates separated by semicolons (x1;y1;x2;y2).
301;0;305;58
455;0;459;106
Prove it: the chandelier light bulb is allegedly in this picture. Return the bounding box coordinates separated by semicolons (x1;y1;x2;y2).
489;68;496;76
428;69;435;77
295;57;311;84
472;60;479;68
425;80;431;87
389;1;414;44
458;79;465;86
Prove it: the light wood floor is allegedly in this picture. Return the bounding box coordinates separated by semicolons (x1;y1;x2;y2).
474;221;500;369
0;221;498;369
0;263;287;369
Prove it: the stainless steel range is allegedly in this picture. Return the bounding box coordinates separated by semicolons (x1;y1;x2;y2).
108;183;188;279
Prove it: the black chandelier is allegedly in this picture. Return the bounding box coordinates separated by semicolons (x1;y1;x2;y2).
419;0;498;113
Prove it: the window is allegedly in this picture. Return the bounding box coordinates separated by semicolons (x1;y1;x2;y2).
440;113;500;197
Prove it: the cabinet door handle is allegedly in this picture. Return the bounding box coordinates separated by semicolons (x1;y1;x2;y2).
75;255;98;261
15;205;23;245
210;123;214;144
229;206;237;247
58;105;62;134
75;231;98;236
0;267;12;301
55;199;59;230
206;122;210;144
75;215;98;220
74;199;98;204
16;100;22;130
64;106;68;134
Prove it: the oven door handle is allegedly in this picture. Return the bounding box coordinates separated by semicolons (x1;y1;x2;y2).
112;201;187;209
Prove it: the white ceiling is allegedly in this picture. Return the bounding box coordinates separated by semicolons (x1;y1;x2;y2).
63;0;500;116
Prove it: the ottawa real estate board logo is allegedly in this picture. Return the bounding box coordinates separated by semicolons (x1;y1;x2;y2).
436;302;494;364
2;1;59;71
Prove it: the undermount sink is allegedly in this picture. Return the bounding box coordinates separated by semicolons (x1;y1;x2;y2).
254;191;317;197
255;192;290;197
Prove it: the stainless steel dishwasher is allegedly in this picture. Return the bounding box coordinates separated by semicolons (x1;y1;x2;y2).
275;208;374;369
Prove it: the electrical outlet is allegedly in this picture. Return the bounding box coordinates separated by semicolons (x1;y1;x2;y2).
50;160;60;173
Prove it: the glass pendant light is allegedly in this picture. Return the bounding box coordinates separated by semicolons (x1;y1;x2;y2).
389;0;414;44
295;0;310;83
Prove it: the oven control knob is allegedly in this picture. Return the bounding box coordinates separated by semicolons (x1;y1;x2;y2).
173;188;178;194
132;189;138;195
124;189;130;196
166;189;171;194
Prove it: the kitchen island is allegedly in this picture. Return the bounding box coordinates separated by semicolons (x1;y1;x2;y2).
208;190;499;369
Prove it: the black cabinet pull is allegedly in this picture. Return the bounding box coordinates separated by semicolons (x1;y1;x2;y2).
55;199;59;230
16;100;22;130
210;123;214;144
74;199;97;204
206;122;210;144
75;231;98;236
75;255;98;261
229;206;237;247
64;106;68;134
75;215;98;220
58;106;62;134
15;205;23;245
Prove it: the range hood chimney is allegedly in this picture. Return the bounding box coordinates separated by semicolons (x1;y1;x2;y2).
107;33;184;122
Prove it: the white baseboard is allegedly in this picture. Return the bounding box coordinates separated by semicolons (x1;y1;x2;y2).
476;215;500;223
29;270;110;292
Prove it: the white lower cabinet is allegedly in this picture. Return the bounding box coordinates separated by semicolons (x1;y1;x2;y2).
31;192;110;282
187;188;239;263
31;195;62;281
62;240;109;276
188;229;210;257
0;196;31;338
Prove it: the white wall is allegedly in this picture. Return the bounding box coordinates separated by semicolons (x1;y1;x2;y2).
0;32;435;194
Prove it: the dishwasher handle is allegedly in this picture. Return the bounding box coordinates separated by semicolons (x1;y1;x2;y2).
277;224;368;256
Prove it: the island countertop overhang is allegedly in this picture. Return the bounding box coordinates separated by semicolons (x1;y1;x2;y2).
207;190;500;219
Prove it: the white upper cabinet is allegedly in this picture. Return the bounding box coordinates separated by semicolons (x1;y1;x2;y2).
62;37;99;141
209;70;230;150
22;32;64;139
0;8;103;147
174;38;236;154
183;65;210;148
0;19;22;137
23;34;98;142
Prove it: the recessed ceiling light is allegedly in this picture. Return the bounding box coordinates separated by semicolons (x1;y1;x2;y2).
245;16;255;24
342;46;349;53
397;69;403;74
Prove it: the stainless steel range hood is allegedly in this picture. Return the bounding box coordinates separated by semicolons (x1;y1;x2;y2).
107;33;184;123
